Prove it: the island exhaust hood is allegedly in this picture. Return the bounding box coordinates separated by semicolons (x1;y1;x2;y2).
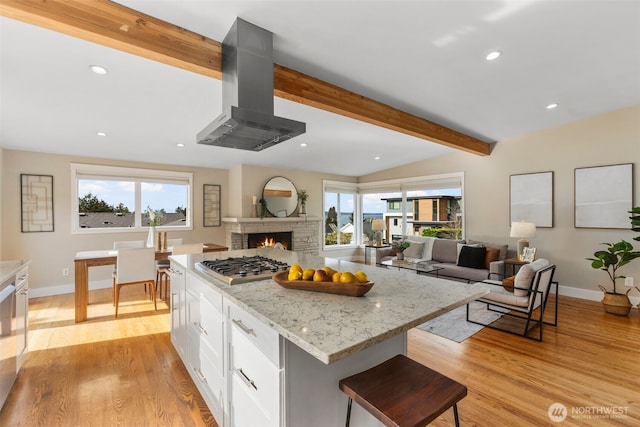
197;18;306;151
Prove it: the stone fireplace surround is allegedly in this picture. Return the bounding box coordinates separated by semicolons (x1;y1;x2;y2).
222;217;321;255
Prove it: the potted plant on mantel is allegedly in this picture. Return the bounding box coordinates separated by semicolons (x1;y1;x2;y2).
587;239;640;315
297;189;308;216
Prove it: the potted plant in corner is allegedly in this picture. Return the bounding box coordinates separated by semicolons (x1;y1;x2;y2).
587;240;640;315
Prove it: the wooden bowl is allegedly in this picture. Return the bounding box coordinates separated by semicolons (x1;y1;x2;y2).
272;271;374;297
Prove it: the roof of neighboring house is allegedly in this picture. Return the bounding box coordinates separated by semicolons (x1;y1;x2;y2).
78;212;186;228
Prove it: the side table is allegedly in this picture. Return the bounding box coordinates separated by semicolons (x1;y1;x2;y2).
364;245;390;265
504;258;528;276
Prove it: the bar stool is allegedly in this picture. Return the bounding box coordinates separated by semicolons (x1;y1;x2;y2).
338;354;467;427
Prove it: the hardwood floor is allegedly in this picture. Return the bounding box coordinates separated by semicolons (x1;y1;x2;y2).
1;289;638;426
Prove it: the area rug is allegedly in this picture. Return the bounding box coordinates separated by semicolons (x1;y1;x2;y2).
416;301;507;343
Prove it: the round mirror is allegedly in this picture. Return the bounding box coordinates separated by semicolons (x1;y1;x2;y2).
262;176;298;217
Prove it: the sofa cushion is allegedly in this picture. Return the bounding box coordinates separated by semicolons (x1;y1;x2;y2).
405;235;436;260
403;241;425;259
432;263;490;282
468;240;509;260
457;246;487;269
513;259;550;296
484;247;501;269
432;239;465;263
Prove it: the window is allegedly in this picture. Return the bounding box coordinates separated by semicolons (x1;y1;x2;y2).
71;163;193;233
323;173;464;248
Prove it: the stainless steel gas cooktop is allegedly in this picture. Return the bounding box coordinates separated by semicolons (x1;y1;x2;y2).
195;255;289;285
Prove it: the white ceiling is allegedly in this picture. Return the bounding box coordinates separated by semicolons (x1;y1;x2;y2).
1;1;639;177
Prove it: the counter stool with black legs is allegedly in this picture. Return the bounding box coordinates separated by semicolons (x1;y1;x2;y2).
338;354;467;427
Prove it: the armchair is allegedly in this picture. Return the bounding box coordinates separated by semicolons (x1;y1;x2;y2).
467;259;557;341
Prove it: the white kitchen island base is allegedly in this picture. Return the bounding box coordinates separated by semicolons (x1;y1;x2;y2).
283;333;406;427
170;248;488;427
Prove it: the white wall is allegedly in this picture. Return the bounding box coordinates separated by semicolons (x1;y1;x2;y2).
1;150;228;297
362;105;640;304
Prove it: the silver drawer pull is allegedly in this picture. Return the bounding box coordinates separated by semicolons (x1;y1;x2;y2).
235;368;257;390
232;319;256;336
194;367;207;383
193;321;208;335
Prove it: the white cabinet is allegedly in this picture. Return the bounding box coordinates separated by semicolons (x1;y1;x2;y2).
186;273;225;424
169;263;186;357
226;299;283;427
15;265;29;371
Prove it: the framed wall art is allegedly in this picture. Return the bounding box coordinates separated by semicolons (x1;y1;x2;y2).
203;184;221;227
510;171;554;227
21;174;54;232
575;163;633;229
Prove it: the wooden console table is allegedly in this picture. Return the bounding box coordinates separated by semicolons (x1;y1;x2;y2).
73;243;227;322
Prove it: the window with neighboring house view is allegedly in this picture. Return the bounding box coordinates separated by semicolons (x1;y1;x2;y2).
323;173;464;249
71;163;193;233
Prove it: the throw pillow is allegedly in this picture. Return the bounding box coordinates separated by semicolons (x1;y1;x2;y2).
457;246;487;269
513;259;549;297
403;241;425;259
484;247;501;269
502;275;515;292
456;243;480;264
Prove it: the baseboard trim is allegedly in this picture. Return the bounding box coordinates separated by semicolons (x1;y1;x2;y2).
29;279;112;299
558;284;639;307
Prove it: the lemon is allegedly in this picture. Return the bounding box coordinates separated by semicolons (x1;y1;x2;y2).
339;272;357;284
321;266;337;277
302;268;315;281
288;270;302;281
332;272;342;283
354;271;368;283
290;264;303;274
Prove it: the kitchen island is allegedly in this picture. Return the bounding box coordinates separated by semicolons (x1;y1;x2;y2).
170;248;488;427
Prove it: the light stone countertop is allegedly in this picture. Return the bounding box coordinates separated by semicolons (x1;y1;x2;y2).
0;259;31;284
173;248;489;364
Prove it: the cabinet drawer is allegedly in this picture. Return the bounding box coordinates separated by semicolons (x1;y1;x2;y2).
230;327;281;427
227;300;280;365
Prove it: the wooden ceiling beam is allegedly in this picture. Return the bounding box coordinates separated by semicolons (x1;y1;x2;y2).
1;0;491;156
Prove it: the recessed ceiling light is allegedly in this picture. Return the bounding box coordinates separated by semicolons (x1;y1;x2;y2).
176;143;185;147
300;143;307;147
374;156;381;160
546;103;558;109
89;65;109;75
486;50;502;61
96;131;107;136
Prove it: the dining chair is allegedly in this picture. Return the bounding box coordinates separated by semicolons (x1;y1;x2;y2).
155;238;183;297
113;240;145;249
113;247;157;317
156;243;204;300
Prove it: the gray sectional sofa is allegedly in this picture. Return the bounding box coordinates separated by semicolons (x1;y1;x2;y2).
376;235;513;282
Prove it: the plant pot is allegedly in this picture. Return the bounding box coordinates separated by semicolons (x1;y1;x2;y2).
598;286;632;316
396;252;405;261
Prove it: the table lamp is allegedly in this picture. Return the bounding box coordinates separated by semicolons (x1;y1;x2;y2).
510;220;536;260
372;219;386;246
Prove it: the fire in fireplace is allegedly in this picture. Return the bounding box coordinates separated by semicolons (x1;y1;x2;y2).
247;232;293;250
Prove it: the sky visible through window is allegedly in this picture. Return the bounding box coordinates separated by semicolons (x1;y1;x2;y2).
79;180;186;212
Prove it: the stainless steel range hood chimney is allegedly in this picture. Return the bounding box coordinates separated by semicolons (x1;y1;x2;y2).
197;18;306;151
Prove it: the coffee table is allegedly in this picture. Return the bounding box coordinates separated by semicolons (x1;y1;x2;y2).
381;259;444;277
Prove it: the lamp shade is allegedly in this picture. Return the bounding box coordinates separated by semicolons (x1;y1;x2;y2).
372;219;386;231
510;221;536;238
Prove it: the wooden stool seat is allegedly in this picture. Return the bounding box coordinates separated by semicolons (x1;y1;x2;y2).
339;354;467;427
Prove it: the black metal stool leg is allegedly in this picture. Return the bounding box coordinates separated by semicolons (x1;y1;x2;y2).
453;403;460;427
345;397;353;427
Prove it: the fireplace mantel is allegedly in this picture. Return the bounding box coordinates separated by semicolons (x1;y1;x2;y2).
222;217;321;254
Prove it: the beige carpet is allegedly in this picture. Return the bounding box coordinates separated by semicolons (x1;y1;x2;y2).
416;301;506;342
